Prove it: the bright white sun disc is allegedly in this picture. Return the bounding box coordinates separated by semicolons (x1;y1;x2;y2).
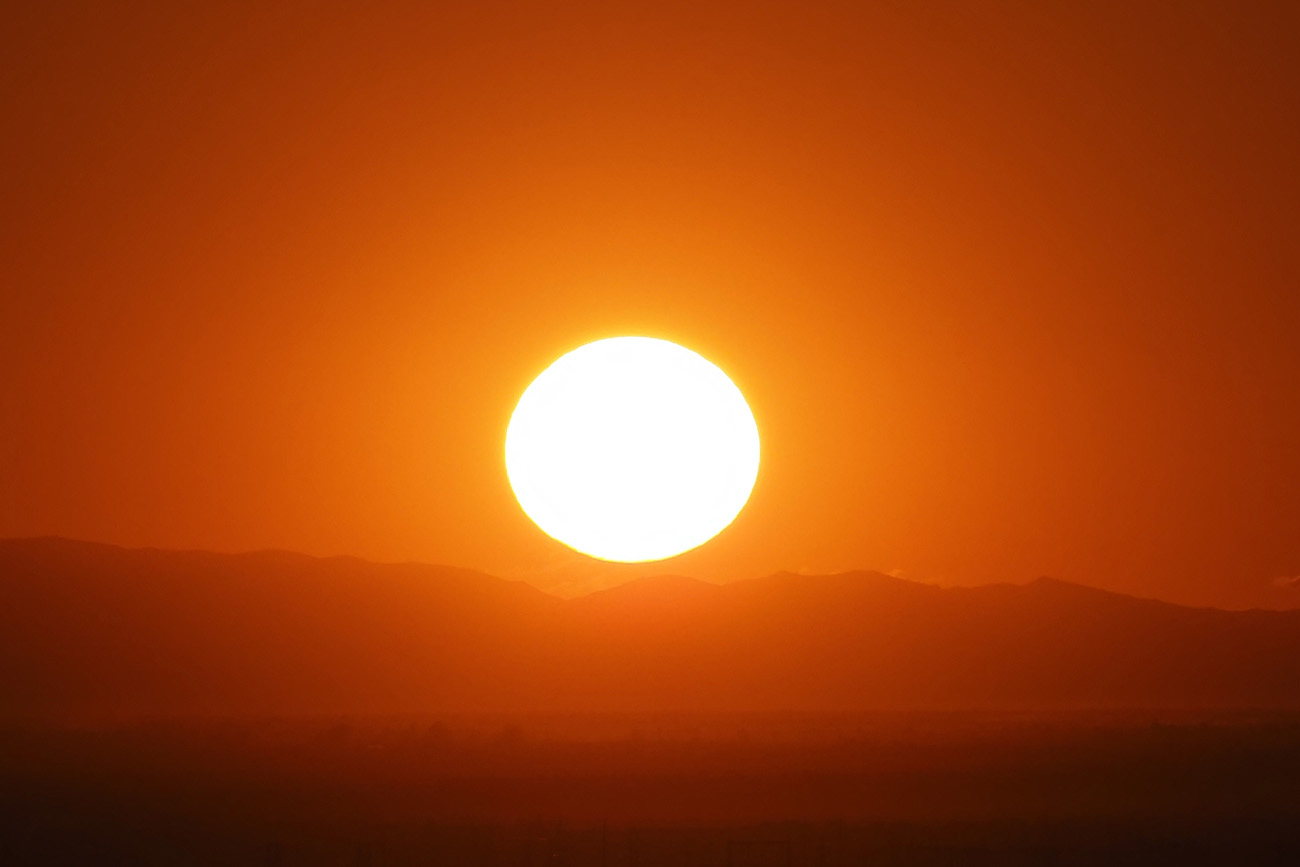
505;337;760;562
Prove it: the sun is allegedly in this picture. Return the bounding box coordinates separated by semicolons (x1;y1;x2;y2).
505;337;761;563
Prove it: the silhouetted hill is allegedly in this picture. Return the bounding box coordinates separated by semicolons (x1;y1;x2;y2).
2;538;1299;716
0;538;558;716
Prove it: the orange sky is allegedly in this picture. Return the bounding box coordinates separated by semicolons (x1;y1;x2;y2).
3;1;1298;608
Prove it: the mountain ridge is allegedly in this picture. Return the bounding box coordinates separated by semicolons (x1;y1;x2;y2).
7;537;1293;615
0;537;1200;608
3;537;1299;716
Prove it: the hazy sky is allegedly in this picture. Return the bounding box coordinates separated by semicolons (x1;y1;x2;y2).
4;1;1298;607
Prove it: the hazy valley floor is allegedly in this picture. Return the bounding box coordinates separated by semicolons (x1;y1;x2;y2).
2;711;1298;865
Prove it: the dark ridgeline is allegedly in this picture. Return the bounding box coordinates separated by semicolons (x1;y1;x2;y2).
1;537;1299;716
3;537;1300;865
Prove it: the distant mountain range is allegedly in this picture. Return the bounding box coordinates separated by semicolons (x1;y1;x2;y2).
3;538;1298;716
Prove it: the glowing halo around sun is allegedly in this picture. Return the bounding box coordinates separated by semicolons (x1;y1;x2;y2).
505;337;761;563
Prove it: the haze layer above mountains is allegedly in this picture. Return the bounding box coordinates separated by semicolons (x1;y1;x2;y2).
3;538;1299;717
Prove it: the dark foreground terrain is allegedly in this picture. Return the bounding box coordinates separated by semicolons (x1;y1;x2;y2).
2;711;1298;865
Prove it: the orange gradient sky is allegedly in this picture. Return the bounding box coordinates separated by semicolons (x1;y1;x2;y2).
3;1;1298;607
